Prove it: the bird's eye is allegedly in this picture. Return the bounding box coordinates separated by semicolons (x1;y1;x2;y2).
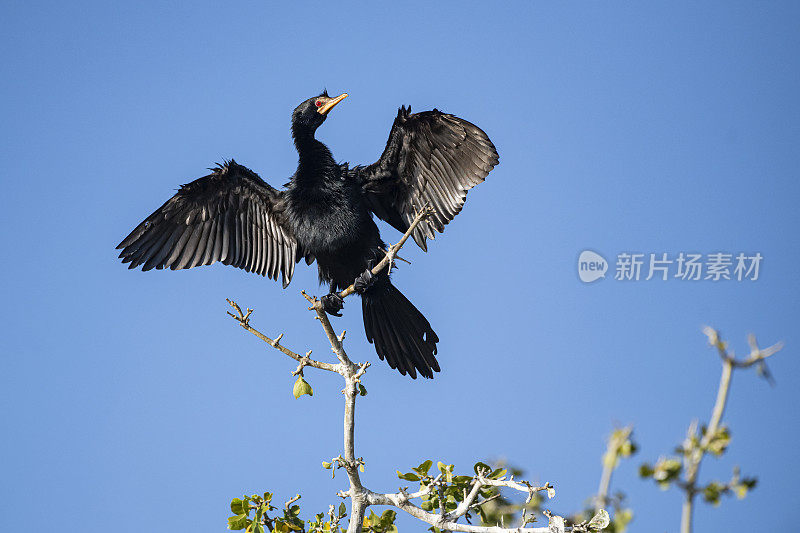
315;100;323;107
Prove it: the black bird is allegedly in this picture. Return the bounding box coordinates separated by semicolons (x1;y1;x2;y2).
117;92;498;379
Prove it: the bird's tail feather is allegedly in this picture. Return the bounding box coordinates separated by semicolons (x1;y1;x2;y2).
362;280;439;379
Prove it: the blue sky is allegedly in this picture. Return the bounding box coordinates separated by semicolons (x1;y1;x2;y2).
2;1;798;531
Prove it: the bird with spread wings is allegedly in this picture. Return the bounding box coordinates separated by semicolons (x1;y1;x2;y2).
118;92;498;379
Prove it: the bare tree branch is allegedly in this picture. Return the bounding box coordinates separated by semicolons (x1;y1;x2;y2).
677;328;784;533
366;488;589;533
226;203;605;533
226;298;339;373
595;426;632;513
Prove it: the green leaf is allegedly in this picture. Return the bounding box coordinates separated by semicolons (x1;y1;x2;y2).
436;462;454;482
702;481;724;506
339;502;347;517
652;457;682;487
363;511;377;528
620;440;637;457
231;498;249;516
322;461;332;469
473;462;491;476
417;460;433;476
358;384;368;396
397;471;420;481
588;509;610;530
732;477;757;500
228;514;249;530
293;377;313;399
613;509;633;532
489;468;506;480
380;510;397;526
706;426;731;456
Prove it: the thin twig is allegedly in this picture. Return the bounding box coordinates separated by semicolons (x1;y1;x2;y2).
595;426;632;513
226;299;338;373
285;494;301;510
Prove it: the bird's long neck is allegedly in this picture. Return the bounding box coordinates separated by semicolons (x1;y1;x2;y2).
292;128;337;187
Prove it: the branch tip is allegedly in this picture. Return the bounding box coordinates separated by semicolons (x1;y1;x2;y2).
284;494;301;510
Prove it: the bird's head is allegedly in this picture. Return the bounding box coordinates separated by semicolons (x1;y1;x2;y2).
291;90;348;136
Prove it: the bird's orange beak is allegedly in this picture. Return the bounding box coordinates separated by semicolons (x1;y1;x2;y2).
316;93;348;115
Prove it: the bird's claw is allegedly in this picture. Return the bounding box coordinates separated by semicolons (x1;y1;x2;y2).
321;293;344;317
353;269;376;294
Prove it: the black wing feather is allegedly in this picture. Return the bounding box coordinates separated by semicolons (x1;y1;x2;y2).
355;107;499;251
117;160;302;285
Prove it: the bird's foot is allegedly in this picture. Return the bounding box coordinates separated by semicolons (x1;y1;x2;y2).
353;269;376;294
321;292;344;317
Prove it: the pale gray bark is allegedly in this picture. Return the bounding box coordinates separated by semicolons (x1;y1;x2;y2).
228;207;607;533
678;328;782;533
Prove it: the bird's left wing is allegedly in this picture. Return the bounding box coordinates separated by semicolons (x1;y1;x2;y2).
117;160;303;287
353;107;498;251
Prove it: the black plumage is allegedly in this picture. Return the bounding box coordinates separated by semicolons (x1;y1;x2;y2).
117;92;498;379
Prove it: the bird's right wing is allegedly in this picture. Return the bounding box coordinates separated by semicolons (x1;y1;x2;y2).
117;160;303;287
